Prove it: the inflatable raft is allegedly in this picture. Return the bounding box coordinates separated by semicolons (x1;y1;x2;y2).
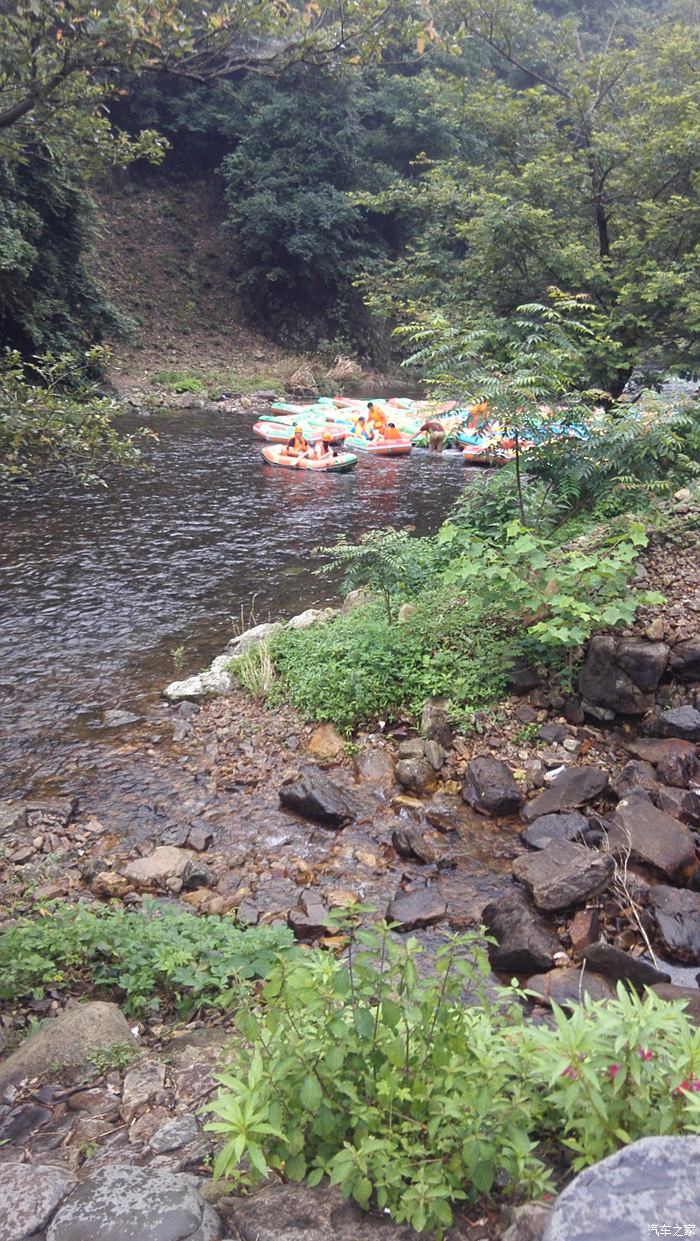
253;419;348;444
345;434;412;457
261;445;357;473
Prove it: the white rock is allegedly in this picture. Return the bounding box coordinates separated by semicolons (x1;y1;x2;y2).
163;675;206;703
286;608;335;630
226;622;283;656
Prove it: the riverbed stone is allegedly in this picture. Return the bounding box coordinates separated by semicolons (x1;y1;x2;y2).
121;1060;166;1123
307;724;346;760
606;794;697;881
520;766;609;823
520;812;588;850
542;1135;700;1241
649;884;700;964
482;890;561;974
580;941;670;989
652;983;700;1024
669;637;700;681
394;757;437;797
354;746;395;787
0;1162;78;1241
0;801;27;838
148;1114;199;1154
512;841;613;911
420;698;453;749
226;622;283;656
657;784;700;826
0;1002;137;1096
124;846;194;889
578;635;670;715
526;967;617;1007
657;705;700;740
279;766;364;827
613;759;659;798
462;756;523;817
227;1182;424;1240
46;1164;221;1241
625;738;699;788
386;885;447;931
286;609;335;631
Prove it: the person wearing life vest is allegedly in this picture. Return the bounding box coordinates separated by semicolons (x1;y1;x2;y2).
312;431;336;459
286;425;309;457
418;418;446;452
367;400;388;434
382;422;402;442
353;414;374;440
467;399;489;429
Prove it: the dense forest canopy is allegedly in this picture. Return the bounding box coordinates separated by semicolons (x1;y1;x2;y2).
0;0;699;390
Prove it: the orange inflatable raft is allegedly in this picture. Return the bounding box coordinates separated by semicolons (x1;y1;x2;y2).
261;445;357;473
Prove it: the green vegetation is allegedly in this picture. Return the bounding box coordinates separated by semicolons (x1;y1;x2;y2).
208;923;700;1237
150;369;205;394
0;900;296;1018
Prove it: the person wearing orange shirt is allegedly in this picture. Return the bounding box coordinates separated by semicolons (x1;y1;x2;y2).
367;401;388;434
382;422;402;442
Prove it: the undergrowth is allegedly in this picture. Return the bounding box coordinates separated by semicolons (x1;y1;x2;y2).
0;900;296;1018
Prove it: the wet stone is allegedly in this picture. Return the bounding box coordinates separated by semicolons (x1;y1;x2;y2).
520;766;609;824
0;1162;78;1241
520;812;588;850
391;824;439;864
482;889;561;974
526;967;617;1008
649;884;700;964
279;766;364;828
462;756;523;817
606;794;697;882
656;706;700;741
386;885;447;931
45;1163;221;1241
394;757;437;797
580;941;670;989
512;841;613;912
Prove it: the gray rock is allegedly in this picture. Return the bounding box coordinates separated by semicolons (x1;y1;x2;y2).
226;622;283;656
420;698;453;749
396;738;427;760
123;846;194;889
46;1164;220;1241
0;802;27;838
502;1202;551;1241
462;756;523;817
482;890;561;974
0;1162;77;1241
279;766;365;828
394;757;437;797
149;1114;199;1153
657;784;700;827
580;941;670;989
542;1135;700;1241
512;841;613;912
669;637;700;681
227;1182;422;1240
102;709;142;729
391;825;439;865
613;760;659;798
354;747;396;787
386;886;447;931
520;812;588;850
579;635;669;715
657;705;700;740
606;794;697;881
0;1003;137;1095
649;884;700;964
652;983;700;1024
521;766;608;823
526;967;617;1007
626;737;699;787
423;739;445;771
121;1060;166;1123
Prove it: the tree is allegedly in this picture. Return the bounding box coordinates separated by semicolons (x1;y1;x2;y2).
377;0;700;395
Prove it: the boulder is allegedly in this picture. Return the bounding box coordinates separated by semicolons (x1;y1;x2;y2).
462;756;523;817
149;1114;199;1154
626;737;699;787
520;812;588;850
397;601;418;623
121;1060;166;1123
578;635;669;715
279;766;364;828
386;886;447;931
542;1136;700;1241
397;738;427;760
657;784;700;827
286;609;334;631
0;801;27;838
482;890;561;974
520;766;608;824
606;794;697;882
226;622;283;656
394;757;437;797
580;941;670;989
652;983;700;1024
669;637;700;681
526;967;616;1007
657;705;700;740
123;846;194;889
307;724;346;760
613;760;659;798
342;588;373;614
0;1163;77;1241
512;841;613;912
227;1182;421;1241
0;1002;137;1095
649;884;700;964
46;1165;220;1241
391;825;439;865
420;698;453;749
354;747;395;787
502;1202;551;1241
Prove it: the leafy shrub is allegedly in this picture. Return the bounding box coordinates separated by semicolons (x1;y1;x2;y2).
0;900;296;1018
316;528;438;623
150;369;205;393
207;924;700;1237
270;598;514;733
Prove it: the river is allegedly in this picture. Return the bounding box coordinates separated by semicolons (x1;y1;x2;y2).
0;408;469;798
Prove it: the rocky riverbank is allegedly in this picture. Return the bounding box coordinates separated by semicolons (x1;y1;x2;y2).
2;515;700;1239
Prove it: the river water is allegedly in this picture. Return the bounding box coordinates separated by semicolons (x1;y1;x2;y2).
0;408;469;797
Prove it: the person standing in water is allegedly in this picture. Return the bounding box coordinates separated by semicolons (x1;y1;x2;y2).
418;417;446;452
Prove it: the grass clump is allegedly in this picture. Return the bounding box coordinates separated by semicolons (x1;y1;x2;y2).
0;899;296;1018
150;369;205;394
228;639;277;699
208;923;700;1237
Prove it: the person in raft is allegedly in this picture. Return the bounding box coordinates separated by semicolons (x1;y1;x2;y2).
367;400;388;434
418;417;446;452
312;432;336;459
382;421;402;442
286;425;309;457
353;414;375;440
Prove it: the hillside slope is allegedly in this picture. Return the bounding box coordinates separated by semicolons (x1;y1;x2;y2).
92;176;301;403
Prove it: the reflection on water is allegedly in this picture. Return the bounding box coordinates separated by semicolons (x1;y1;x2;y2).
0;408;469;793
